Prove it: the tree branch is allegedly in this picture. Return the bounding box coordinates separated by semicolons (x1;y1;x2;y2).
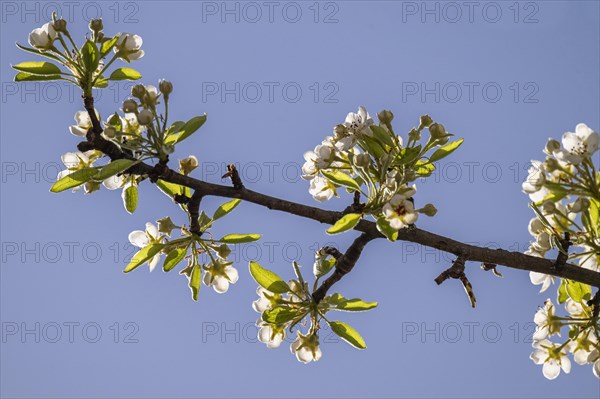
80;98;600;291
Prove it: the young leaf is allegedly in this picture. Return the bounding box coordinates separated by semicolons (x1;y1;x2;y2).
100;36;119;56
109;67;142;81
333;298;378;312
219;234;261;244
327;213;361;235
95;159;136;180
249;261;291;293
262;306;299;324
429;138;464;163
164;115;207;145
213;199;241;221
12;61;62;75
122;184;138;214
189;263;201;301
156;179;189;198
314;258;335;279
50;168;98;193
565;280;592;303
370;125;395;148
15;43;63;62
14;72;61;82
94;76;108;88
124;244;165;273
557;279;568;304
163;248;188;272
376;217;398;242
81;40;100;73
328;321;367;349
321;170;361;192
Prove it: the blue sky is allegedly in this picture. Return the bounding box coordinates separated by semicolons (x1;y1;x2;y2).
1;1;599;398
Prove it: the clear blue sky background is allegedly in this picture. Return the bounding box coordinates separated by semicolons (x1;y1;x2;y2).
1;1;599;398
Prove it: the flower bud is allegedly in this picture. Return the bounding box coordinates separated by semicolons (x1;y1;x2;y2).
542;201;556;214
419;203;438;217
161;144;174;155
429;123;446;139
103;126;116;139
179;155;199;175
53;19;67;33
89;19;103;33
408;128;420;142
569;197;590;213
544;139;561;155
159;79;173;96
543;157;559;172
137;109;154;125
436;135;449;145
157;216;176;236
377;110;394;125
131;84;146;99
418;115;433;130
333;124;348;138
122;99;138;113
355;153;370;168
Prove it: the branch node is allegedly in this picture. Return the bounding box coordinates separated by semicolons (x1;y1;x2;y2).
321;246;343;260
187;190;204;236
173;194;191;204
222;164;244;189
553;232;571;269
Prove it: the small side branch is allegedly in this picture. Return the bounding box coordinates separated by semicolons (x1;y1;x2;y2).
312;233;376;303
222;164;244;189
553;232;572;269
436;256;477;308
187;190;204;235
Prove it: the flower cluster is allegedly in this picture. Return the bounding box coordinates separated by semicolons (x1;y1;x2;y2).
522;123;600;379
302;106;455;238
250;253;377;363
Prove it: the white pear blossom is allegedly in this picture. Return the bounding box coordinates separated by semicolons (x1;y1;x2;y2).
309;177;335;202
256;320;285;349
382;188;418;230
528;186;550;203
114;33;144;60
69;110;100;137
290;332;322;363
137;109;154;125
28;22;57;50
529;271;554;293
528;218;545;236
553;123;599;164
588;350;600;378
564;298;586;318
530;339;571;380
302;140;335;180
522;160;545;194
252;287;276;313
580;250;599;273
128;222;165;272
57;151;101;193
344;106;373;137
202;260;239;293
144;85;159;104
533;299;561;341
570;331;598;365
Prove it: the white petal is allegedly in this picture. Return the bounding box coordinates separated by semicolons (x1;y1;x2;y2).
224;266;239;283
128;230;148;247
213;276;229;293
148;254;159;272
146;222;159;239
542;359;561;380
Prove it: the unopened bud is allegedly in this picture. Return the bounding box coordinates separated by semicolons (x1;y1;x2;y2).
544;139;561;155
408;128;420;142
542;201;556;214
377;110;394;125
179;155;199;175
131;84;146;99
159;79;173;96
53;19;67;33
569;197;590;213
543;157;559;172
418;115;433;130
89;19;103;33
137;109;153;125
429;123;446;139
419;203;438;217
355;153;370;168
103;126;116;139
333;124;348;138
122;99;138;113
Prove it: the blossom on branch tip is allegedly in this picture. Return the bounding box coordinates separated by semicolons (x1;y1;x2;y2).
344;106;373;137
529;271;554;293
290;332;322;363
530;339;571;380
202;260;239;293
28;22;57;50
114;33;144;61
382;190;418;230
257;320;286;349
128;222;165;272
69;110;99;137
309;177;335;202
533;299;561;341
553;123;599;164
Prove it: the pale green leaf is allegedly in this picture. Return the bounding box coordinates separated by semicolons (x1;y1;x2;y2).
321;170;361;191
12;61;62;75
124;244;164;273
95;159;136;180
219;234;261;244
50;168;98;193
189;263;201;301
213;199;241;221
14;71;61;82
249;261;291;293
327;213;361;235
109;67;142;81
164;115;207;145
163;248;188;272
429;138;464;163
328;321;366;349
123;184;138;214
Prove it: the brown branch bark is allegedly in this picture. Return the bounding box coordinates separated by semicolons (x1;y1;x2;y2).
79;97;600;294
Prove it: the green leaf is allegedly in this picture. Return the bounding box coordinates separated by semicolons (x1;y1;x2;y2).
50;168;98;193
123;184;138;214
95;159;136;180
565;280;592;303
429;138;464;163
163;248;188;272
124;244;165;273
81;40;100;72
108;112;123;131
414;160;435;177
219;234;261;244
328;321;366;349
249;261;291;293
15;43;63;63
333;298;378;312
100;36;119;56
321;170;361;192
370;125;395;148
213;199;241;221
314;258;336;279
189;263;201;301
14;71;61;82
109;67;142;81
12;61;62;75
376;217;398;242
262;306;299;324
327;213;361;235
156;179;190;199
94;76;108;88
164;115;207;145
557;279;568;304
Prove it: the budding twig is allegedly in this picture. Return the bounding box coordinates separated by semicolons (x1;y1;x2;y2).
435;256;477;308
553;232;572;269
222;164;244;189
